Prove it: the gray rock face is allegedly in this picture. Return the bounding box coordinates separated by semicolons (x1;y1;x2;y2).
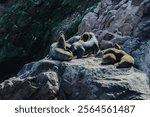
123;39;150;79
0;60;60;100
78;0;150;77
0;58;150;100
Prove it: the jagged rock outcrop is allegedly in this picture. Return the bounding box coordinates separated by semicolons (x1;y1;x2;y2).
0;57;150;100
0;0;100;81
78;0;150;77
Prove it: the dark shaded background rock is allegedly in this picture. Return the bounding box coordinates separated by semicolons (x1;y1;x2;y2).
0;57;150;100
0;0;15;15
0;0;100;81
78;0;150;78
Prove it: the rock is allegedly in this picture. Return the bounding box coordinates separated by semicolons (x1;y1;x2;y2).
100;31;115;41
0;0;15;15
78;0;150;77
0;57;150;100
122;0;150;77
60;57;150;100
0;0;8;4
78;12;98;34
123;39;150;79
0;60;60;99
0;0;100;80
78;0;144;37
99;40;114;50
118;23;133;35
95;30;131;50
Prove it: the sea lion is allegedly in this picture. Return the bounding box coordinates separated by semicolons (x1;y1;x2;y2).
100;44;134;68
114;54;134;68
57;32;66;49
49;33;73;61
101;53;116;65
71;32;100;58
66;35;81;44
66;35;81;49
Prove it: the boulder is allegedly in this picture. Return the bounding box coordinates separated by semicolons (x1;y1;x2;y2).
0;60;60;99
60;57;150;100
0;57;150;100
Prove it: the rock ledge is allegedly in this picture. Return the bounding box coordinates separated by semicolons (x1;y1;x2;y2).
0;57;150;100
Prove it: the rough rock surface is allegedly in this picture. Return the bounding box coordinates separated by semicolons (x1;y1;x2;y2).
0;57;150;100
78;0;150;77
0;1;14;15
0;60;60;99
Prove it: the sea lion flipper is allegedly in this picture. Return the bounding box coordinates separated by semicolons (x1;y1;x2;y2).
77;46;85;58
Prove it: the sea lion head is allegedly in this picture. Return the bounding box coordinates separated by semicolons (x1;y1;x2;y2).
114;43;121;50
58;31;66;49
81;32;91;41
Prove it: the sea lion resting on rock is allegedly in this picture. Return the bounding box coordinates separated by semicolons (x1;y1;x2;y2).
66;36;81;44
65;35;81;49
71;32;100;58
99;44;134;68
101;53;116;65
50;32;73;61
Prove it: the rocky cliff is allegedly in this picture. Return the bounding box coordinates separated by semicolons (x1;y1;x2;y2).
0;0;150;100
78;0;150;77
